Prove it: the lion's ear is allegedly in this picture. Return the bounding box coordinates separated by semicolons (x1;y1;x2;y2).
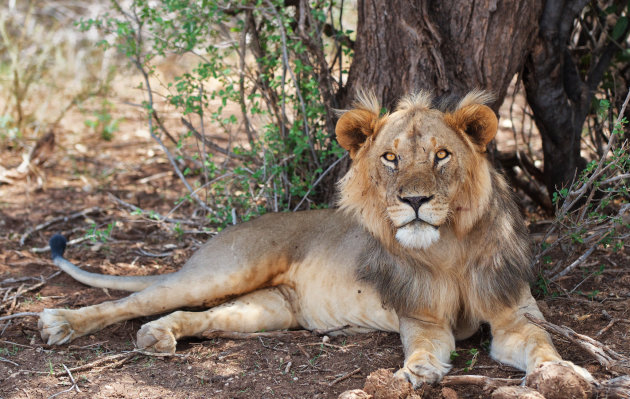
446;104;498;150
336;108;381;158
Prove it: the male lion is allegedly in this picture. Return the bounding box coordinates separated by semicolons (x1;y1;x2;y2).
39;91;591;387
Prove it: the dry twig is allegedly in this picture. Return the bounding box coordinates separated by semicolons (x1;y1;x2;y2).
329;368;362;386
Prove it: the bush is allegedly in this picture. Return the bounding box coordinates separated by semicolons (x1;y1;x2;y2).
79;0;352;227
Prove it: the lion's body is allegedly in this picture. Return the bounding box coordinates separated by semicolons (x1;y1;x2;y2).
39;91;593;386
160;209;401;333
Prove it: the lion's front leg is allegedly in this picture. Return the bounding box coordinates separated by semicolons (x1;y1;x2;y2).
394;315;454;387
487;286;593;382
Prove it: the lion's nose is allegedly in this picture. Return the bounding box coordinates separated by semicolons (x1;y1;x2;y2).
398;195;434;214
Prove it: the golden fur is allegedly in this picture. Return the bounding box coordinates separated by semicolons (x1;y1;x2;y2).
38;91;592;387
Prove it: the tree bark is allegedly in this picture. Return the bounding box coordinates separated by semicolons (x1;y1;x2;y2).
342;0;543;111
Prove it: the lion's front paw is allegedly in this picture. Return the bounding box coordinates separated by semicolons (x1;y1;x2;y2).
526;361;593;399
394;352;451;387
39;309;76;345
137;322;177;354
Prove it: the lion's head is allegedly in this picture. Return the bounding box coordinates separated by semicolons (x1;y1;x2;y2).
336;91;498;251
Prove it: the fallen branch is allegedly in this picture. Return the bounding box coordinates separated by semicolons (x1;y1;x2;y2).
131;349;187;358
595;375;630;398
19;206;102;246
0;312;39;322
0;340;35;349
525;313;630;374
1;275;47;285
63;352;135;374
0;356;19;367
441;375;522;391
203;329;312;340
202;325;352;340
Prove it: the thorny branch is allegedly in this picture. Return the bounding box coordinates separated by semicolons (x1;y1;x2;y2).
535;88;630;281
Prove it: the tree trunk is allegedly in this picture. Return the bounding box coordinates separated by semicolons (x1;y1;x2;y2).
325;0;542;206
523;0;627;198
342;0;543;111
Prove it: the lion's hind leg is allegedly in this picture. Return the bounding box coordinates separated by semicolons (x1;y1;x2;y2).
137;286;299;353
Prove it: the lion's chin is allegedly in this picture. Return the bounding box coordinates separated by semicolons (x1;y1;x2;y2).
395;223;440;249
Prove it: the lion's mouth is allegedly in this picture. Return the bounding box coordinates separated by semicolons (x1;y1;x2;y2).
400;218;439;230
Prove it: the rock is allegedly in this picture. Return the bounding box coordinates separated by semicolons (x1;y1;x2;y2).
362;369;421;399
441;386;459;399
338;389;373;399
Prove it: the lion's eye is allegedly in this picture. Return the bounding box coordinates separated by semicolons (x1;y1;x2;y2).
435;149;449;160
383;152;397;163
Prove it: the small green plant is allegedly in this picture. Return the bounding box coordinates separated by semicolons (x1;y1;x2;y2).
309;345;324;366
0;345;19;356
84;99;122;141
0;114;20;143
463;348;479;372
172;222;184;239
86;222;115;243
586;290;600;300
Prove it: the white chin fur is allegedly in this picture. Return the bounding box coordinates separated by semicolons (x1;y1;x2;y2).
395;224;440;249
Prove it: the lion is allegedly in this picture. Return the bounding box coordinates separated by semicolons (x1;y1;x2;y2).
39;91;592;387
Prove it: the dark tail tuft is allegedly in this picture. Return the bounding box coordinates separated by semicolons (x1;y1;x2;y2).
49;234;67;260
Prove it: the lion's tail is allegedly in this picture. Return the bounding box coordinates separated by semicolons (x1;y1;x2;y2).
49;234;165;292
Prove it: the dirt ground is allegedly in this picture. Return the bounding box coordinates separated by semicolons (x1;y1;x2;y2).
0;97;629;399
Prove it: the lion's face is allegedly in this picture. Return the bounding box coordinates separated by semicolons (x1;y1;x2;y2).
369;108;473;248
336;91;498;250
